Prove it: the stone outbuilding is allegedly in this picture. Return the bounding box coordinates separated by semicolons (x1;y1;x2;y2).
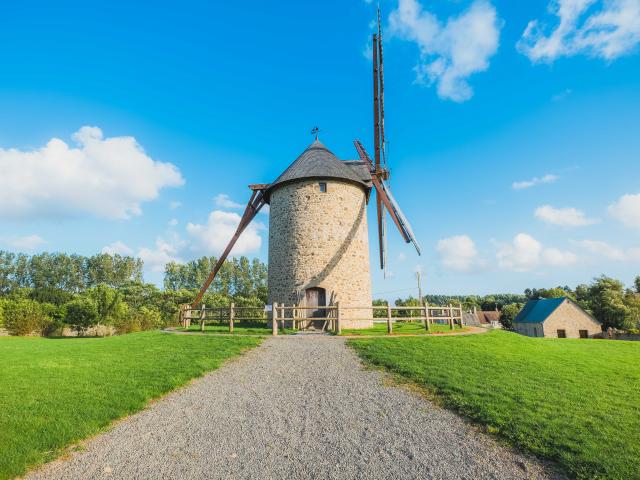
513;297;602;338
265;139;373;328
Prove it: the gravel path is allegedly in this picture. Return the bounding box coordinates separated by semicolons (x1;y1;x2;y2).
28;335;562;480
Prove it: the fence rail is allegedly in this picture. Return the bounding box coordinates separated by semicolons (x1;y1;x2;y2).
179;301;465;336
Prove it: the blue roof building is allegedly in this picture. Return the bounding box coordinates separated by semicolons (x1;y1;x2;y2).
513;297;601;339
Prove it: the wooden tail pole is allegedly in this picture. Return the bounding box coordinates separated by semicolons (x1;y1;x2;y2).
191;189;266;308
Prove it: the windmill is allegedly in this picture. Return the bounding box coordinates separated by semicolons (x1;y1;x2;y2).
355;7;421;274
190;9;421;322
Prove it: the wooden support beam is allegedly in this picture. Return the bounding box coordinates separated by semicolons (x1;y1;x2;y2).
192;190;266;308
386;303;393;334
229;302;235;334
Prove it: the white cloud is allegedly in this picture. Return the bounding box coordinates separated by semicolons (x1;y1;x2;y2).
214;194;243;210
608;193;640;228
535;205;597;227
101;241;134;256
0;126;184;220
495;233;577;271
573;239;640;261
389;0;501;102
518;0;640;63
138;236;182;273
436;235;482;271
496;233;543;271
512;174;558;190
169;201;182;210
0;234;46;251
186;210;264;256
542;247;578;266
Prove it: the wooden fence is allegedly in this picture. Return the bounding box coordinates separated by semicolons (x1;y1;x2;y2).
179;302;464;336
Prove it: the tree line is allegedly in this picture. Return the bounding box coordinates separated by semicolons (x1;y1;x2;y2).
0;251;143;293
2;248;638;335
0;251;267;337
375;276;640;331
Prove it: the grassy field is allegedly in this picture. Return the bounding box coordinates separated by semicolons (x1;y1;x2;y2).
349;331;640;480
177;321;293;335
0;331;261;480
340;322;467;336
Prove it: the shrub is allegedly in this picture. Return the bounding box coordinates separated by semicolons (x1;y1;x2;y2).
40;303;67;336
64;298;99;335
0;298;6;328
86;284;127;326
113;306;163;334
3;299;52;336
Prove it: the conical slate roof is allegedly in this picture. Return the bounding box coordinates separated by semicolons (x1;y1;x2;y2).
265;139;371;202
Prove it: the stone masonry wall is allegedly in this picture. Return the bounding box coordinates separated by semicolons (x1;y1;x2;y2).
267;179;372;328
542;300;602;338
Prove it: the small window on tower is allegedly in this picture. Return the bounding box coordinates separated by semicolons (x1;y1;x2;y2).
319;182;327;193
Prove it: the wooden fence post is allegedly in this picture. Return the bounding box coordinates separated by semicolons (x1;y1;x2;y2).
387;304;393;334
425;302;430;330
229;302;235;333
179;304;185;328
200;304;206;332
280;304;285;332
272;303;278;336
448;304;454;330
336;302;342;335
458;302;464;327
423;302;430;331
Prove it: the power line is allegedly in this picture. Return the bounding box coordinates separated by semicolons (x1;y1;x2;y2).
372;286;418;296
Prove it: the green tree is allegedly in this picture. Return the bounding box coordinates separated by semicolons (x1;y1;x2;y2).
586;276;632;330
635;276;640;295
64;298;99;335
500;303;523;329
86;284;127;325
395;296;421;318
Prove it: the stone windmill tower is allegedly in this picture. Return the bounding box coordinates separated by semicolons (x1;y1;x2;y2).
264;138;374;327
191;10;421;328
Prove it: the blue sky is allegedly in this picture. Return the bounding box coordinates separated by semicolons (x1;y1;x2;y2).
1;0;639;299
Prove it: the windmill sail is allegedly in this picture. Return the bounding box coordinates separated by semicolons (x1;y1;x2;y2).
379;180;421;255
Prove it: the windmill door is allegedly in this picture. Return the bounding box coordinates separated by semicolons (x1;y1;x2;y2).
305;287;326;318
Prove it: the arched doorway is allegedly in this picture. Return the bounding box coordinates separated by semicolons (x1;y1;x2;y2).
305;287;326;318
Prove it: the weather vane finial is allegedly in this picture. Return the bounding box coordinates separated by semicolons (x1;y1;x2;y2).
311;126;320;140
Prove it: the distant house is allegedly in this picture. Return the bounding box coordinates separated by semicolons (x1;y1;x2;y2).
513;297;601;339
464;308;501;327
476;310;501;328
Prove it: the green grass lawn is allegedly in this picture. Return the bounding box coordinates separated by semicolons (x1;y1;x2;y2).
177;321;294;335
349;330;640;480
0;331;261;480
340;321;467;336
